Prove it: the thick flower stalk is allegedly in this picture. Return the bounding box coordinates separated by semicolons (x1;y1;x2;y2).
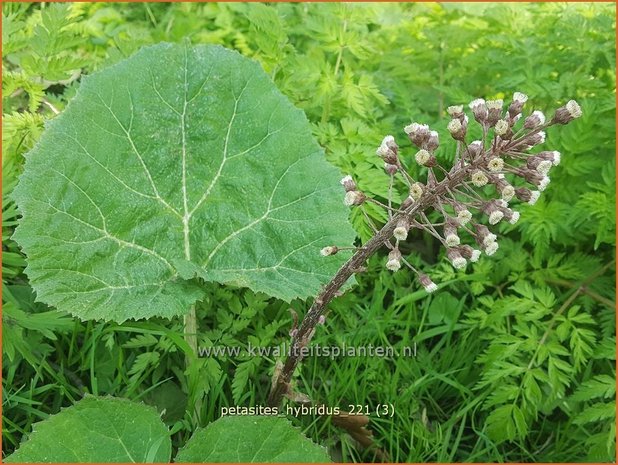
268;93;582;407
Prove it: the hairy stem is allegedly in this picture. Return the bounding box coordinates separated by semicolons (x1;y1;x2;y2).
184;304;198;357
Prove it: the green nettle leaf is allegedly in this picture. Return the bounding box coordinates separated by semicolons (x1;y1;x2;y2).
13;42;355;321
5;396;171;463
175;416;331;463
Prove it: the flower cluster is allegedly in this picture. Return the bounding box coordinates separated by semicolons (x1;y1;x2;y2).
322;94;581;294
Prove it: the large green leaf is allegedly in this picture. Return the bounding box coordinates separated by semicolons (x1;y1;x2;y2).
5;396;171;463
175;416;331;463
13;42;355;321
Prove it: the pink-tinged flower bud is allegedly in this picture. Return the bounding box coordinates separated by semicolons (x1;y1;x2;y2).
344;190;366;206
447;105;464;119
415;149;436;167
487;157;504;172
552;99;582;124
340;175;356;192
447;118;467;141
383;135;398;151
320;246;339;256
486;99;503;125
524;110;546;129
386;248;402;272
318;315;326;325
418;273;438;293
526;131;546;146
536;150;561;166
447;248;467;269
514;187;541;205
469;98;488;123
444;222;460;247
393;218;410;241
457;244;481;262
376;142;398;164
508;92;528;117
527;156;553;175
384;163;399;175
424;130;440;151
466;140;483;159
409;182;424;200
502;208;520;224
471;170;489;187
404;123;430;147
494;119;510;138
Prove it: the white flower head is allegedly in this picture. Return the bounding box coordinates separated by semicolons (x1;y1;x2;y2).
537;131;546;144
320;246;338;256
528;190;541;205
470;249;482;262
457;209;472;225
415;149;431;165
393;226;408;241
489;210;504;225
447;118;462;134
487;157;504;172
497;199;508;208
424;281;438;293
486;99;503;110
484;241;499;256
410;182;424;200
483;233;497;247
469;98;486;109
509;211;521;224
404;122;428;135
447;105;464;116
513;92;528;103
340;175;353;185
494;119;509;136
376;144;390;157
386;258;401;272
538;176;550;191
445;234;460;247
419;274;438;293
344;191;363;206
471;170;489;187
451;256;467;269
551;150;561;166
382;135;396;146
502;185;515;202
536;160;553;175
566;100;582;119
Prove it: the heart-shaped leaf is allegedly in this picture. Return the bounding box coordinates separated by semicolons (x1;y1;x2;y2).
5;396;171;463
175;416;331;463
13;43;355;321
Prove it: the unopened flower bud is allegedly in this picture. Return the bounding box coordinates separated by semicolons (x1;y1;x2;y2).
344;190;366;206
483;201;504;225
502;208;520;224
527;156;553;175
536;150;561;166
384;163;399;175
320;246;339;256
508;92;528;117
376;141;398;164
487;157;504;172
409;182;424;200
458;244;481;262
404;122;430;147
318;315;326;325
486;99;503;125
447;248;467;269
444;222;460;247
469;98;488;123
471;170;489;187
524;110;546;129
475;224;497;247
386;248;402;272
424;131;440;151
514;187;541;205
418;273;438;293
466;140;483;159
340;175;356;192
526;131;546;146
552;100;582;124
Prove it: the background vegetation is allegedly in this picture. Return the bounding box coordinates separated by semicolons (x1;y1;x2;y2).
3;2;616;462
